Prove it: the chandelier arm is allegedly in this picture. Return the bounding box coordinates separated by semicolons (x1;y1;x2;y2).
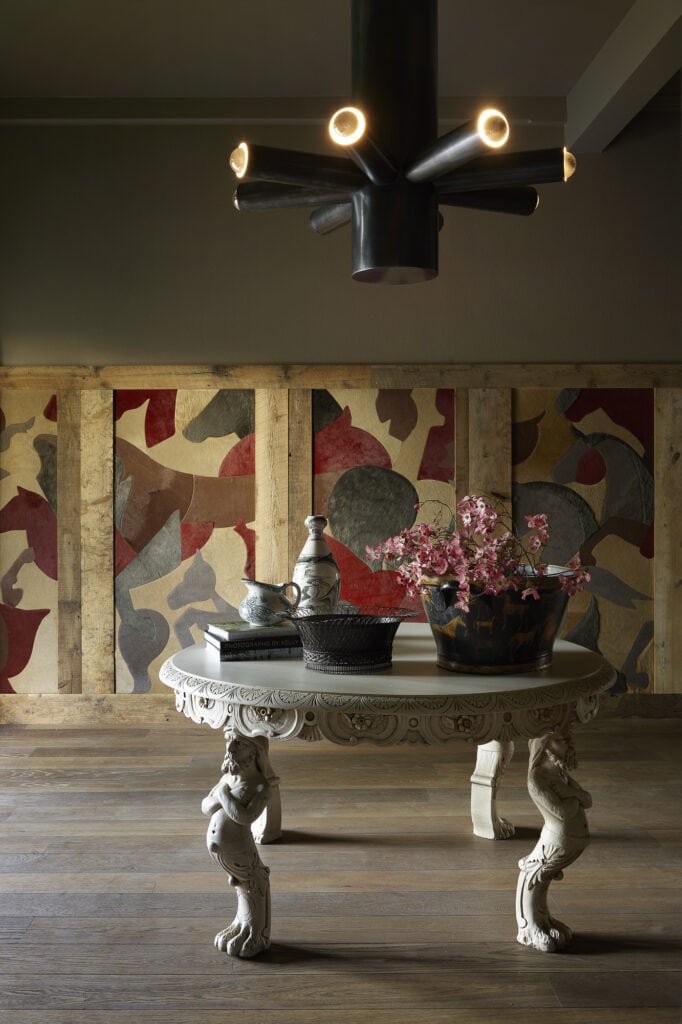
309;203;353;235
439;187;539;217
341;135;397;186
328;106;397;185
406;110;510;184
229;143;366;191
234;182;355;212
434;148;576;192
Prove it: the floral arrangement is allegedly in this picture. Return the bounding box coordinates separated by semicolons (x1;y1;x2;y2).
366;494;590;612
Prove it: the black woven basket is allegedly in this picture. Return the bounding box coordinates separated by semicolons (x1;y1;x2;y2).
291;607;414;674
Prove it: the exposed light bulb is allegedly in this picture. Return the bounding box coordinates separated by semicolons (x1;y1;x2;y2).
477;109;509;148
329;106;366;147
563;148;577;180
229;142;249;179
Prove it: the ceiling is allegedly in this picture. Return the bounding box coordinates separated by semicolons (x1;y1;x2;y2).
1;0;680;151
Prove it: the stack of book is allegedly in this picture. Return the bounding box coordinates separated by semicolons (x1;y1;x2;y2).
204;620;302;661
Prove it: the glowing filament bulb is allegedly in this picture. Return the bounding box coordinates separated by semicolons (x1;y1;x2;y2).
477;109;509;148
230;142;249;179
563;148;577;180
329;106;366;147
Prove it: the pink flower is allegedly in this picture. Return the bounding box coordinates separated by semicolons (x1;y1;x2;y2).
366;494;589;609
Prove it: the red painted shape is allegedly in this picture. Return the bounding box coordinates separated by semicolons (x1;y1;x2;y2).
114;527;138;575
418;389;455;482
325;535;425;620
314;407;392;474
563;389;654;463
219;434;255;476
115;390;177;447
0;604;50;693
0;488;58;579
234;519;256;579
181;521;214;561
640;523;655;559
43;395;58;421
576;448;606;484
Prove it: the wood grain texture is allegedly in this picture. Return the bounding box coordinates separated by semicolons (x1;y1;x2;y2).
0;717;679;1021
56;390;82;693
467;389;512;504
454;388;469;502
0;694;176;725
654;389;682;693
287;389;313;574
1;364;681;390
80;390;115;694
255;388;290;582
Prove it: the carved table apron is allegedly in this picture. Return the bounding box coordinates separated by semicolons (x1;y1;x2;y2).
160;624;615;957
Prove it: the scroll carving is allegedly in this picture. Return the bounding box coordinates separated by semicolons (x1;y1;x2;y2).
516;732;592;953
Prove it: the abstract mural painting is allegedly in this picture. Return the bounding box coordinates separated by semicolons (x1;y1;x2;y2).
0;391;58;694
114;389;256;693
512;388;654;691
312;388;456;618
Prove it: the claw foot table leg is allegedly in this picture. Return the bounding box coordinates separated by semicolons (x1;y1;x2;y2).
516;732;592;953
470;740;515;839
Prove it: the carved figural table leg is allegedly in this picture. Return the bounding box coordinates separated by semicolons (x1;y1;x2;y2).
470;740;515;839
516;732;592;953
201;732;279;958
239;729;282;845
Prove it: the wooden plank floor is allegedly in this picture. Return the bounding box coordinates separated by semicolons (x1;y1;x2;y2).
0;716;680;1024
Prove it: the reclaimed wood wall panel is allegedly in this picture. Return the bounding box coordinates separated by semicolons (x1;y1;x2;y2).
654;388;682;694
255;389;290;583
0;365;680;719
287;389;313;573
80;390;115;695
2;364;682;391
467;389;512;504
454;389;470;503
56;390;82;694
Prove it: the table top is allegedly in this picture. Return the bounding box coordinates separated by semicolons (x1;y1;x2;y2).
160;623;616;717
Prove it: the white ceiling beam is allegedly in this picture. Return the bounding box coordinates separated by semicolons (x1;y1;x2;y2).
566;0;682;153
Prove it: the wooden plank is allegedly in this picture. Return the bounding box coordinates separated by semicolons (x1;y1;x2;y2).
80;390;115;694
467;389;512;505
254;389;290;582
654;388;682;693
56;390;82;694
371;364;682;389
0;365;373;390
454;388;469;502
1;363;681;390
287;389;313;575
0;694;177;725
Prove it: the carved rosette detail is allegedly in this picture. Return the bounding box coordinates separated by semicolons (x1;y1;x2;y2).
575;692;602;723
229;705;305;740
175;690;232;729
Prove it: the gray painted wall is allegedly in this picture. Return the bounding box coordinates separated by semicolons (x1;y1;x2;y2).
1;109;679;366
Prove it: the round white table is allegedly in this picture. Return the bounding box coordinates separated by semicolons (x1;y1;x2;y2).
160;623;615;957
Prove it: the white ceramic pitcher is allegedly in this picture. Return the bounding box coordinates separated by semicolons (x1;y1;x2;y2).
238;578;301;626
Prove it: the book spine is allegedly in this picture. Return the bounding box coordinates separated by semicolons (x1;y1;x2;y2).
205;623;297;641
204;633;301;652
206;644;303;661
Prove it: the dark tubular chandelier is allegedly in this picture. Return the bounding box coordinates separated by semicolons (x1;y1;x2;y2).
229;0;576;284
